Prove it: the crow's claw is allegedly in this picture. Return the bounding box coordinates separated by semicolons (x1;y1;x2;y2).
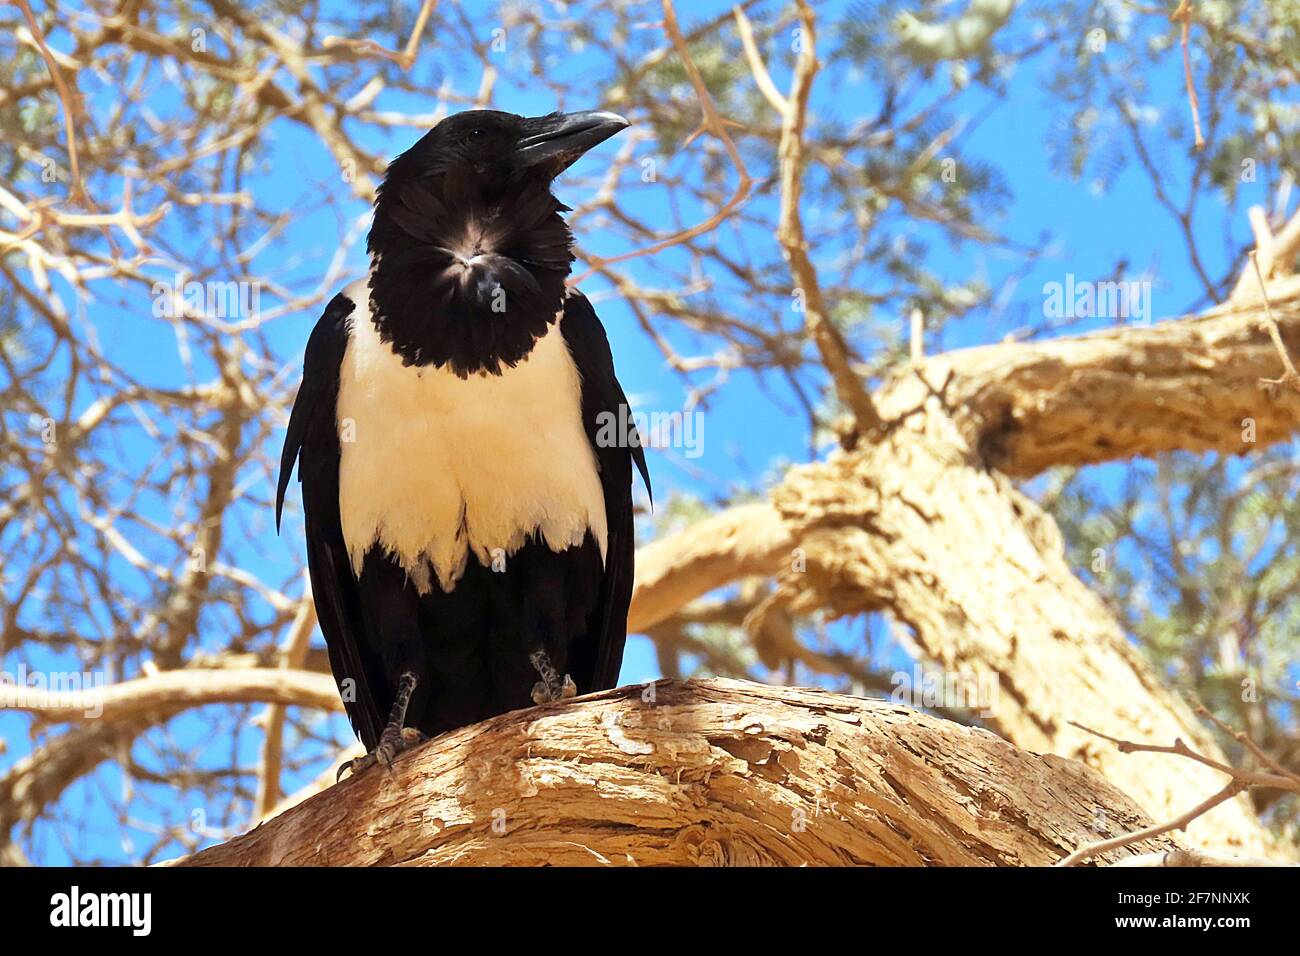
337;727;428;781
530;673;577;705
336;671;427;781
529;651;577;704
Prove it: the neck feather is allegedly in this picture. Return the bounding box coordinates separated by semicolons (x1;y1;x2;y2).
366;168;573;376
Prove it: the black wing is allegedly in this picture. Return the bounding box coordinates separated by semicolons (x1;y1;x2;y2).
276;292;386;749
560;291;651;691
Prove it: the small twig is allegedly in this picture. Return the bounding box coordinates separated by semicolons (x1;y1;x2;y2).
1056;779;1246;867
1196;705;1300;786
322;0;438;71
1250;251;1300;393
733;5;789;116
15;0;87;206
1058;718;1300;866
909;308;925;365
1172;0;1205;151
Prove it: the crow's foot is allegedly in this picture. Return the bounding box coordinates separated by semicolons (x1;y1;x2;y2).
337;726;428;781
529;650;578;705
336;671;427;781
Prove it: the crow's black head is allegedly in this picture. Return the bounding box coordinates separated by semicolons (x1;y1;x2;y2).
366;109;628;376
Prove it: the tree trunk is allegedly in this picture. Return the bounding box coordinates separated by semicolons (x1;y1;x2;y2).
627;278;1300;857
175;679;1179;867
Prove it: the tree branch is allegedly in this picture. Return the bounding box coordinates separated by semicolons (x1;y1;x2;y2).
775;0;884;436
173;679;1180;867
255;590;320;818
629;503;793;633
569;0;755;285
0;667;340;722
628;273;1300;633
904;273;1300;477
1056;714;1300;865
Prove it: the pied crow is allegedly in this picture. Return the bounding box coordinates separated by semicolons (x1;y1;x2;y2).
276;109;649;777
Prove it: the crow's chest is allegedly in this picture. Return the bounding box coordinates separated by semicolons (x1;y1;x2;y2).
335;288;606;594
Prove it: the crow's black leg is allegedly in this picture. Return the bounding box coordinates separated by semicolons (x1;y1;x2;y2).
529;650;577;705
337;671;429;781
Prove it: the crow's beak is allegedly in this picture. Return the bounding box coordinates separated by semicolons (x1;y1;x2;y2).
515;110;629;173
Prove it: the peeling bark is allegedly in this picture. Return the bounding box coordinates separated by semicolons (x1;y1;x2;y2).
176;679;1179;867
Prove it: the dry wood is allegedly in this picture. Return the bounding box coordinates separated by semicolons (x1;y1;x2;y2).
175;679;1180;867
629;502;794;633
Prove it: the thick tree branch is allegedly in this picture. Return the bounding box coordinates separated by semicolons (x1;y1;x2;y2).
914;274;1300;477
629;275;1300;631
629;503;793;633
623;278;1300;855
174;679;1180;867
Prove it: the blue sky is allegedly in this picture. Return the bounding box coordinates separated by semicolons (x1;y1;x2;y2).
0;0;1276;863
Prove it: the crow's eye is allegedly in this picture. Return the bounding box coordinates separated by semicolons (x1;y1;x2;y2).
466;129;485;142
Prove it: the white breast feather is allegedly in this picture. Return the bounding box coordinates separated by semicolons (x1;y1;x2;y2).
335;279;607;594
